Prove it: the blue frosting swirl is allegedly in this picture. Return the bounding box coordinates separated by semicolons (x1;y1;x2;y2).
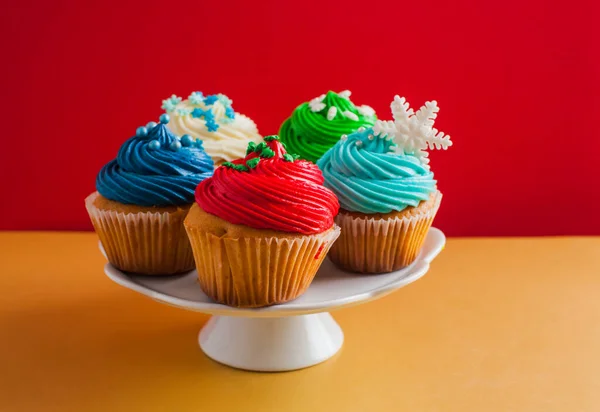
96;122;214;206
316;128;436;213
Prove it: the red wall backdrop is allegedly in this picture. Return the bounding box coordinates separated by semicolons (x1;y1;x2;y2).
1;0;598;236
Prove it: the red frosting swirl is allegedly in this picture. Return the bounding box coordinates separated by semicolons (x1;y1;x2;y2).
195;137;339;234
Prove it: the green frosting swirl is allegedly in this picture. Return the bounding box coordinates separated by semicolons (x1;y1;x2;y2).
279;91;377;163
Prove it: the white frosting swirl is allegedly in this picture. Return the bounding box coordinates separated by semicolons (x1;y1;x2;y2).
166;99;262;165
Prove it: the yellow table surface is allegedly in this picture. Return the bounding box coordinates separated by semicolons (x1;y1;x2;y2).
1;232;600;412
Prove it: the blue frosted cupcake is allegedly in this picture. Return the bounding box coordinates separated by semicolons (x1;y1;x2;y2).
317;96;452;273
85;114;214;275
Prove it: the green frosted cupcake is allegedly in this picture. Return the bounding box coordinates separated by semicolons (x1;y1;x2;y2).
279;90;377;163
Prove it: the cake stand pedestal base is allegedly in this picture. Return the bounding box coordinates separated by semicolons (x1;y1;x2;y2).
199;313;343;371
103;228;446;372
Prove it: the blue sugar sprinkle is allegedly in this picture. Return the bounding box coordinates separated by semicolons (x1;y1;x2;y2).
203;95;219;105
191;107;215;120
191;107;217;131
191;108;208;119
206;120;219;132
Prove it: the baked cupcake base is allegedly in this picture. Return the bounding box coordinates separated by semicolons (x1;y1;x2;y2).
85;191;195;275
184;203;341;308
328;191;442;274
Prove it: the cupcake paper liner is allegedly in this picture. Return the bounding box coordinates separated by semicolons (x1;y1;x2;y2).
185;224;341;308
85;192;194;275
328;191;442;274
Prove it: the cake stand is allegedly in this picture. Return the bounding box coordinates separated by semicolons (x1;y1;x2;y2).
103;228;445;371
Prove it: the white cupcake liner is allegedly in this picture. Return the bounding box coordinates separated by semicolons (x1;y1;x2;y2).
185;222;341;308
85;192;194;275
328;191;442;273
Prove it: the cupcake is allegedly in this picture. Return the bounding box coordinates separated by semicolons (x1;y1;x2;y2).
161;92;262;165
85;114;214;275
184;135;340;308
317;96;452;273
279;90;377;163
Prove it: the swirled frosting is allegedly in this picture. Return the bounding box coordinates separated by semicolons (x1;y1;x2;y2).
96;116;214;207
162;93;262;165
317;128;436;214
279;90;376;163
195;136;339;234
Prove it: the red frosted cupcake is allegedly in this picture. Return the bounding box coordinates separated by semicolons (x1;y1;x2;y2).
184;135;340;308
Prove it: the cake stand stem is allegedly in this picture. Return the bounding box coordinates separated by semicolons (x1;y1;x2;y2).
198;312;344;372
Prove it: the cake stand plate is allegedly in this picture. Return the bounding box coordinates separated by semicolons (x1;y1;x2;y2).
103;227;445;371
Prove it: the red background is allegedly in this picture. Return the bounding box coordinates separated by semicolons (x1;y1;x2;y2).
1;0;598;236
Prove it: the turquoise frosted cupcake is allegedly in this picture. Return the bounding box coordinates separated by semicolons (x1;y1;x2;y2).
317;96;452;273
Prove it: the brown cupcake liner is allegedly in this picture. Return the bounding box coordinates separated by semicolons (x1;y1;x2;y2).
328;191;442;274
85;192;194;275
185;224;341;308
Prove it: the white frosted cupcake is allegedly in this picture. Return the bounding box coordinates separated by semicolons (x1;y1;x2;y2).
162;92;262;165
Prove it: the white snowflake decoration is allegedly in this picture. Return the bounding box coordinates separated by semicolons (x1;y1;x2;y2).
373;95;452;166
308;94;326;112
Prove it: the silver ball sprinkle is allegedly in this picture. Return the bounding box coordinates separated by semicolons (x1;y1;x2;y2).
135;126;148;138
169;141;182;151
148;140;160;150
340;134;348;141
368;134;374;140
358;127;365;132
146;121;157;129
355;141;363;147
181;134;194;147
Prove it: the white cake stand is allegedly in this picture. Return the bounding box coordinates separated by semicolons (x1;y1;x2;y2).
103;228;445;371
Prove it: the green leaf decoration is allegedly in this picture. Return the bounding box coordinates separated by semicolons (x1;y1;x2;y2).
246;142;257;155
223;161;248;172
283;153;294;162
260;147;275;158
264;135;279;142
232;164;249;172
254;142;267;154
246;157;260;168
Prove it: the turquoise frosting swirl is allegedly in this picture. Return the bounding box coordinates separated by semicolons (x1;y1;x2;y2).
96;121;213;206
316;128;436;213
